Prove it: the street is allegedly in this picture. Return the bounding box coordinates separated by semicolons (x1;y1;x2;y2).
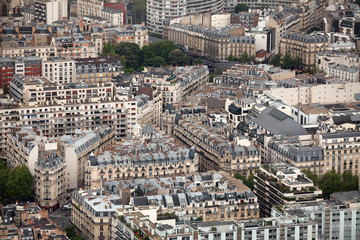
49;207;72;230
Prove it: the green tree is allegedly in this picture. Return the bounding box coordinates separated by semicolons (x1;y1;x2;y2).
112;42;142;69
270;54;281;67
227;54;238;62
148;40;179;61
234;4;249;13
167;49;190;66
6;165;33;201
64;226;76;238
124;68;135;74
2;84;9;95
234;173;255;190
194;58;203;65
101;42;116;57
302;169;319;186
318;170;343;198
341;170;359;191
239;52;250;63
293;56;303;70
281;53;294;69
0;160;9;201
249;55;256;63
118;55;127;67
144;56;166;67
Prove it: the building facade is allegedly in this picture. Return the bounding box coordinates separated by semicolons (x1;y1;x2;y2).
74;57;123;84
163;23;255;62
42;57;76;84
254;164;323;217
34;149;67;213
280;33;328;67
146;0;224;33
34;0;67;25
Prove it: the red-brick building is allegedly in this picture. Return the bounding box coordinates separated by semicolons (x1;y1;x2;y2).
0;57;42;88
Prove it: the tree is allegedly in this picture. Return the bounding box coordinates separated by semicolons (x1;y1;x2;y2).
0;160;9;201
124;68;135;74
118;55;127;67
64;226;76;239
112;42;142;69
249;55;256;63
318;170;343;198
239;52;250;63
6;165;33;201
270;54;281;67
2;84;9;95
144;56;166;67
235;4;249;13
227;55;237;62
293;56;303;70
302;169;319;186
147;40;179;61
341;170;359;191
101;42;116;57
281;53;294;69
194;58;203;65
234;173;255;190
167;49;190;66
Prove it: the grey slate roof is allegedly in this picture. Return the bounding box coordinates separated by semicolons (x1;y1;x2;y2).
253;106;308;137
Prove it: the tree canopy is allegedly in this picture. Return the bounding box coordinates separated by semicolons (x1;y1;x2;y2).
227;52;257;64
270;53;303;70
234;173;255;190
235;4;249;13
102;40;191;71
2;84;9;95
0;161;34;202
270;54;281;67
303;169;359;198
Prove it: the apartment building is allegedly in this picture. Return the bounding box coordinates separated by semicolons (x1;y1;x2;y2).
34;0;67;25
0;40;58;59
74;57;123;84
84;127;198;189
316;131;360;176
134;94;153;124
76;0;103;18
0;57;41;88
280;33;328;67
146;0;224;33
266;136;325;176
102;7;124;27
174;115;259;174
0;203;66;239
56;34;98;59
266;82;360;106
10;75;115;106
137;66;208;106
164;23;255;62
224;0;298;12
132;189;259;222
34;149;67;213
274;192;360;240
111;210;319;240
112;24;149;48
71;189;125;240
7;126;115;190
42;57;75;84
227;97;256;129
327;64;359;82
254;164;323;216
2;91;135;138
316;51;360;73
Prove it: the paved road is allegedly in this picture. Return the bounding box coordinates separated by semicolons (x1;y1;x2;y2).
49;207;72;229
